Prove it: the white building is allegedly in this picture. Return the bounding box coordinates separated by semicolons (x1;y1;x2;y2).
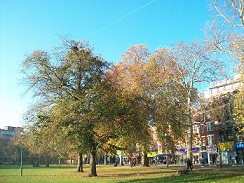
200;74;242;99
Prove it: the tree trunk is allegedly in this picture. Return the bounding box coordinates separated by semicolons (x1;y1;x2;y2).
104;153;107;165
141;151;150;167
77;153;84;172
187;95;193;160
120;155;124;166
117;151;123;166
89;151;97;177
45;156;49;167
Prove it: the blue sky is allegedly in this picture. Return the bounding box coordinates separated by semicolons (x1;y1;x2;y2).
0;0;211;128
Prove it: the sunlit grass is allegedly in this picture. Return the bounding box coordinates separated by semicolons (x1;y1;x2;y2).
0;164;243;183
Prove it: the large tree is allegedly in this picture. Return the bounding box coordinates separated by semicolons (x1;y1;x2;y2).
107;45;155;166
107;44;191;164
21;39;108;176
21;39;144;176
113;42;223;160
165;40;225;159
148;48;189;149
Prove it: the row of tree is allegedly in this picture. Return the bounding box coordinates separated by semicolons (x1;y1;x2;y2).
12;0;243;177
17;39;222;176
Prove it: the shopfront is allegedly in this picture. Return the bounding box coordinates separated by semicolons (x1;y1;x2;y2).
147;152;156;164
199;146;208;164
219;142;234;164
179;148;187;164
175;148;200;164
174;151;183;164
206;145;217;164
192;147;200;164
234;142;244;164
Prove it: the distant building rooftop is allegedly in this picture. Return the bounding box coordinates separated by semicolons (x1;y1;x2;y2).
200;75;242;99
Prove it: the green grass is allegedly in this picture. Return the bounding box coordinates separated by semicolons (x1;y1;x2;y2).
0;164;244;183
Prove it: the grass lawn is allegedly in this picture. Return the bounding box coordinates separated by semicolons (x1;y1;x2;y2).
0;164;244;183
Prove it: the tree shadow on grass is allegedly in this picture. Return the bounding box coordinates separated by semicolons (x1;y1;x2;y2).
117;172;244;183
0;165;76;170
99;171;173;178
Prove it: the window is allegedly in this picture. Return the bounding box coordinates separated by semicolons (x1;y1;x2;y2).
207;135;215;145
193;115;196;121
206;111;210;119
3;131;9;135
200;124;204;133
210;89;213;94
193;125;199;134
226;84;232;90
234;83;239;89
176;142;181;149
154;145;158;151
237;135;242;142
206;122;213;132
219;86;224;92
194;137;200;146
200;113;203;121
201;136;206;146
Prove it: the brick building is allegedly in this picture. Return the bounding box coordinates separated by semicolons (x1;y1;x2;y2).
196;75;244;164
174;75;244;165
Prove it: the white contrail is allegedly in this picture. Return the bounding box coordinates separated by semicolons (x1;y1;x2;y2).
87;0;157;37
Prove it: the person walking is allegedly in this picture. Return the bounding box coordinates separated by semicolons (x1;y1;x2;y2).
186;158;193;171
200;157;204;166
235;154;238;164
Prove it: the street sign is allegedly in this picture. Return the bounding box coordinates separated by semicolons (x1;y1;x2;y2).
218;142;234;150
234;142;244;149
147;152;156;157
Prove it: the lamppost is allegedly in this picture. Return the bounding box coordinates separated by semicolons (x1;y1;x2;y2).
214;121;223;169
164;133;170;167
19;131;24;176
20;148;23;176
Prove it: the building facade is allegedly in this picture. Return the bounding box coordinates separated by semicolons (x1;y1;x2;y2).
0;126;23;163
198;75;244;164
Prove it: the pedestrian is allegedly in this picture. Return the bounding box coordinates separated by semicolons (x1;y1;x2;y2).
186;158;193;171
212;155;216;164
114;159;118;167
132;158;136;167
235;154;238;164
200;157;204;166
230;156;232;164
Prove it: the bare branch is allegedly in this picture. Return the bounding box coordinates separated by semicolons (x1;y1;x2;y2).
214;0;244;27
